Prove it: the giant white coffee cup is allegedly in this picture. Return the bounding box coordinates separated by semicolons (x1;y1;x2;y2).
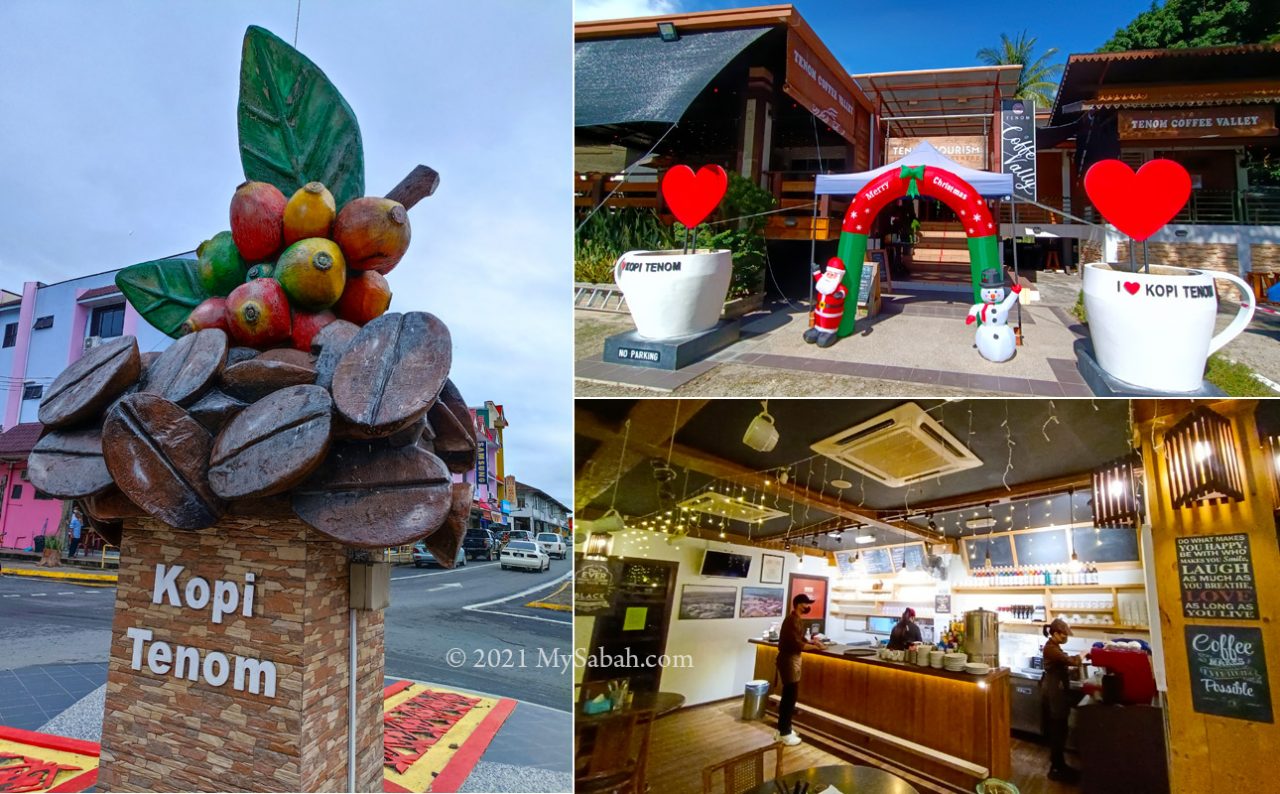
1082;263;1255;392
614;249;732;340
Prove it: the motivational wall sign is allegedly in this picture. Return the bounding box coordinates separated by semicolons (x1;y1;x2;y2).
1176;533;1258;620
1184;625;1272;723
126;563;278;697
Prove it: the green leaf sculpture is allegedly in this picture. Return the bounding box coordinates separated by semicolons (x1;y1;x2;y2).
237;25;365;211
115;258;210;339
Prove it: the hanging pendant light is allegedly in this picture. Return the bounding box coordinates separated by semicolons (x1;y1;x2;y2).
1165;406;1244;508
1067;488;1083;572
1092;454;1144;527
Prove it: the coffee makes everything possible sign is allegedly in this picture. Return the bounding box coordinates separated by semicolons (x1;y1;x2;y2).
1184;625;1273;723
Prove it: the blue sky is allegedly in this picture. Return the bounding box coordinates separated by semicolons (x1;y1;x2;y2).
576;0;1155;73
0;0;573;506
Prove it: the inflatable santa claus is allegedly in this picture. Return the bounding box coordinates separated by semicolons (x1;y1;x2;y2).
804;257;848;348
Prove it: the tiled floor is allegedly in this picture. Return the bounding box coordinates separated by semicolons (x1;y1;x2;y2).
0;662;107;730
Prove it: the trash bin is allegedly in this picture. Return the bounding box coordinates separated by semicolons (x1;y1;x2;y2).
742;679;770;721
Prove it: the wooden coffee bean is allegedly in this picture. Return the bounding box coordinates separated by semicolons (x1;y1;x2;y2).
312;319;360;391
421;483;472;568
221;358;315;402
332;312;452;438
140;328;227;406
257;347;317;368
140;351;162;370
38;335;141;429
82;486;145;521
102;392;224;530
292;441;452;548
209;385;333;500
79;511;123;547
428;379;476;474
27;427;112;499
386;416;430;448
227;346;259;366
188;389;248;434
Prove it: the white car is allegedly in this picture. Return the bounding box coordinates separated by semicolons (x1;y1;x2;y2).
536;532;567;559
501;540;550;572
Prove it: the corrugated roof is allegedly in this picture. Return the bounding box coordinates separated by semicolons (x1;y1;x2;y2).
853;65;1022;136
0;423;44;460
1085;79;1280;110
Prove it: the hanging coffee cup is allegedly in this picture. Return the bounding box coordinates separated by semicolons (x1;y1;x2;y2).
742;404;779;452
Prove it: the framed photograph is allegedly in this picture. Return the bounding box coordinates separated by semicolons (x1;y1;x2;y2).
787;573;828;621
678;585;738;620
759;553;785;584
739;587;785;618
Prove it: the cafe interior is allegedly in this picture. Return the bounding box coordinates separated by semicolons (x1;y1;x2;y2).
573;398;1279;794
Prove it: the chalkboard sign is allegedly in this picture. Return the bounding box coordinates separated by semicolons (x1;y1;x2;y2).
1184;625;1273;723
1176;533;1258;621
935;594;952;614
1072;525;1142;564
835;550;857;575
856;262;878;306
1014;528;1070;566
963;535;1014;569
861;547;893;575
895;543;926;572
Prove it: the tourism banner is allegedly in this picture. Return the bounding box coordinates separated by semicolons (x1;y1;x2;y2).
1000;98;1037;202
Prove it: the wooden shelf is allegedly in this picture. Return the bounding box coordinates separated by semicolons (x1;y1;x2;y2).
953;584;1145;593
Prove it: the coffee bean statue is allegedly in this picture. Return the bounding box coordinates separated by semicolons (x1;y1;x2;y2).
312;319;360;391
79;511;123;548
209;385;333;500
187;389;249;435
38;336;141;429
27;427;113;499
82;486;146;521
227;346;259;366
331;312;451;438
292;441;452;548
428;379;477;474
102;393;224;530
221;358;316;402
421;483;472;569
140;328;228;406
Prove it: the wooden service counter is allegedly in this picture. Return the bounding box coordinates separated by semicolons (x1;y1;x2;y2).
751;640;1010;789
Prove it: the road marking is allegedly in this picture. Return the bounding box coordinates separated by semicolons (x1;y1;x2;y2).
29;593;46;597
58;591;77;595
1;594;18;598
427;583;464;592
391;562;500;581
462;571;574;626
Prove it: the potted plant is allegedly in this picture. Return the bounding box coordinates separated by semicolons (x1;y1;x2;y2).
40;533;64;567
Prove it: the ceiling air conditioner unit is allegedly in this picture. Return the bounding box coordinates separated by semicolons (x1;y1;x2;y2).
810;402;982;488
83;336;103;350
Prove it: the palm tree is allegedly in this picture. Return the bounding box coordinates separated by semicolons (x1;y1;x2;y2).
977;31;1063;109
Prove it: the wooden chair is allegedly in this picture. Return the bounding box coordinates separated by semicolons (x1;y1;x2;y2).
701;742;784;794
576;709;651;794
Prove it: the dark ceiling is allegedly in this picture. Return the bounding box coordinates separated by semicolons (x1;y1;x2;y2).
576;399;1134;545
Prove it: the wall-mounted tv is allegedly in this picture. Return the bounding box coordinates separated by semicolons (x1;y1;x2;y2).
700;550;752;578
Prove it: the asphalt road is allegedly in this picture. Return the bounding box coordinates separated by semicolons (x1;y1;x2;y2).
384;554;573;711
0;576;115;669
0;555;573;712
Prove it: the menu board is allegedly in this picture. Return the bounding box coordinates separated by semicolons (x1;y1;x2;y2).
834;551;857;575
1072;525;1142;564
1176;533;1258;620
891;543;926;572
963;535;1014;569
1184;625;1273;723
861;547;893;575
1013;528;1070;566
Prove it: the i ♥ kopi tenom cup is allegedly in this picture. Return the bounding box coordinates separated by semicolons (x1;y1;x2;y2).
1082;262;1255;393
614;249;732;340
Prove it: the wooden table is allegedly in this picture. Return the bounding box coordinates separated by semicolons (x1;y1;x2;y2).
576;691;685;790
742;764;920;794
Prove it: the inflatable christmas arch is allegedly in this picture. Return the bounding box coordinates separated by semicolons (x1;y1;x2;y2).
833;164;999;337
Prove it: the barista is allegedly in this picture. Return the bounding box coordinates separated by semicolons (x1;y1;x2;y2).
1041;617;1086;782
886;607;922;651
774;594;825;747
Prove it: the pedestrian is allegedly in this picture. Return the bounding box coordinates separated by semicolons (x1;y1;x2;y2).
67;508;83;558
774;593;826;747
1041;617;1085;782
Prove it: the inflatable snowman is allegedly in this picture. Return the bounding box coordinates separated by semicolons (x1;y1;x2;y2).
965;269;1021;362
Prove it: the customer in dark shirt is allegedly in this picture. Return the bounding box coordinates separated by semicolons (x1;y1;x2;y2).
1041;618;1084;782
775;594;825;747
886;607;922;651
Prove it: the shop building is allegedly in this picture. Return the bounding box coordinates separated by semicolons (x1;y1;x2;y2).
0;268;172;551
454;401;511;531
508;481;571;538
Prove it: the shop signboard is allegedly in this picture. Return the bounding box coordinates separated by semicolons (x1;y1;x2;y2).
1176;533;1258;620
784;29;861;147
886;136;987;170
1119;106;1277;141
1184;625;1273;723
999;99;1036;201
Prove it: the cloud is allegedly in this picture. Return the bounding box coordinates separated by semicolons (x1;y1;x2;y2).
574;0;678;22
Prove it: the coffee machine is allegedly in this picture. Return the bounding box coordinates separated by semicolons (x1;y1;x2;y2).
1084;644;1157;704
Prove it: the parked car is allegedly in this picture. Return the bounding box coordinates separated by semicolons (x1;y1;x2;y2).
536;532;567;559
412;541;466;568
505;530;533;545
500;540;549;572
463;528;500;561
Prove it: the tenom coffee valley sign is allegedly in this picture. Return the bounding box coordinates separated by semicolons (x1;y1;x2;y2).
1120;106;1277;141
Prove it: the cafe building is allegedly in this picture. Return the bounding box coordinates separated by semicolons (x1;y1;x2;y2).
574;398;1278;793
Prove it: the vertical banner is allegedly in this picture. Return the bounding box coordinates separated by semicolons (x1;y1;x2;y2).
1000;98;1037;202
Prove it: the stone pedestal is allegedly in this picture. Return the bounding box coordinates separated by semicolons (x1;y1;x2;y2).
602;320;740;370
96;511;385;792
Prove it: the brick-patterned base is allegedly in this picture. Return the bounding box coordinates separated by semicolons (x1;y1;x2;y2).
96;511;384;792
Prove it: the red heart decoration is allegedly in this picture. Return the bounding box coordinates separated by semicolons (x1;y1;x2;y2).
1123;282;1140;295
662;165;728;229
1084;159;1191;242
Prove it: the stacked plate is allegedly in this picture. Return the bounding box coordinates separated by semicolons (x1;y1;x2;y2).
944;652;968;672
929;650;945;669
965;662;992;676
